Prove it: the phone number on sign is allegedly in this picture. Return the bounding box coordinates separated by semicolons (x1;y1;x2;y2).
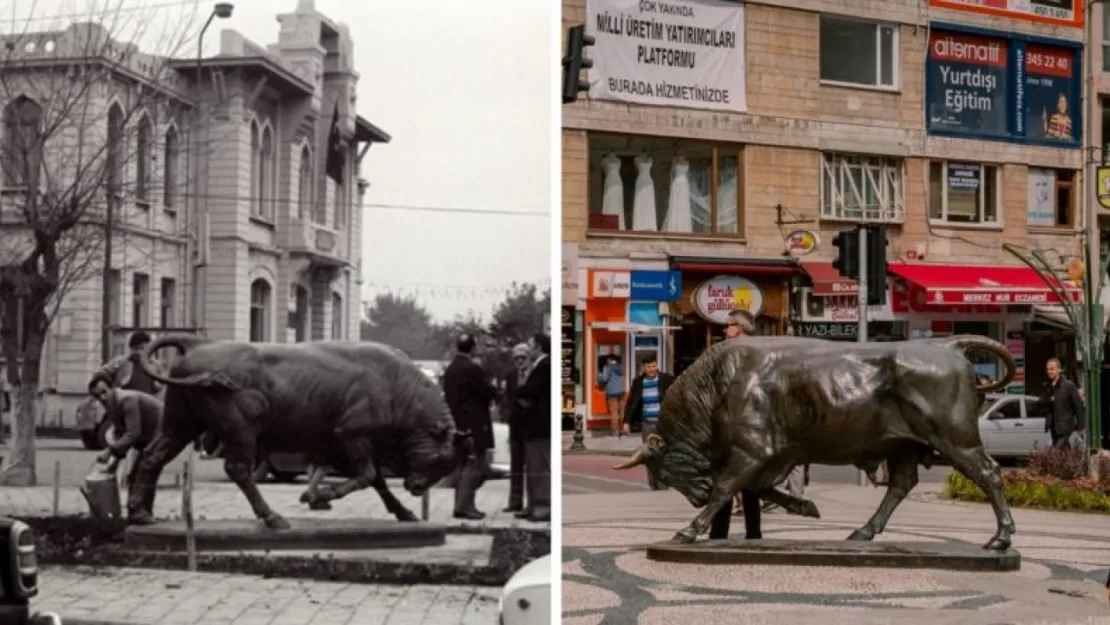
1027;52;1070;72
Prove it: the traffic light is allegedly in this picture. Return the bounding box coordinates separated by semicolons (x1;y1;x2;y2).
562;25;594;104
831;228;860;280
865;225;888;306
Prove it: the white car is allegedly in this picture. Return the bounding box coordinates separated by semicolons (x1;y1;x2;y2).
499;554;551;625
978;393;1053;461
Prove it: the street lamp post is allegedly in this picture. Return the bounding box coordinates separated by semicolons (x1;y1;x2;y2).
188;2;233;331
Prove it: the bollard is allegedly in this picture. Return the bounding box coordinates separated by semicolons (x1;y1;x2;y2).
421;491;430;521
182;453;197;572
52;460;61;516
174;473;181;488
569;412;587;452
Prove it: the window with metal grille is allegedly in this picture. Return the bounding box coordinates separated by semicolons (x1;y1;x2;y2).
819;152;904;222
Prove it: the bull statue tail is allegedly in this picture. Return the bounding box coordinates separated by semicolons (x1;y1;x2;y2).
930;334;1017;393
138;333;239;390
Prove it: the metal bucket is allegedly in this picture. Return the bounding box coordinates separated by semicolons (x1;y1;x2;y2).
79;462;121;522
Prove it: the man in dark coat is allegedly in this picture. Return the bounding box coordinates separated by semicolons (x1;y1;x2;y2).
709;309;762;541
442;334;498;520
514;332;551;522
623;354;675;490
1038;357;1085;449
502;342;532;513
88;372;164;493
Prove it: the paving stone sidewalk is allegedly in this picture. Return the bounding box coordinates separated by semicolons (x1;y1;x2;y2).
562;432;638;456
0;479;548;532
40;565;499;625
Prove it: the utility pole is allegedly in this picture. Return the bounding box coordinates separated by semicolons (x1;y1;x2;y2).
856;225;869;487
1082;0;1104;471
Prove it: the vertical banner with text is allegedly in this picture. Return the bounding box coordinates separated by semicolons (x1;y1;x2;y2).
585;0;747;112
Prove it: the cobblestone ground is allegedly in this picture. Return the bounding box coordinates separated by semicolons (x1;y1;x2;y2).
0;478;546;531
40;566;500;625
563;480;1110;625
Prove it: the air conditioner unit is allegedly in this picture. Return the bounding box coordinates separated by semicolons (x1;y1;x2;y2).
804;289;825;319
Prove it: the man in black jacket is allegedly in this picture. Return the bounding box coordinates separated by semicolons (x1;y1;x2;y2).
514;332;551;522
443;334;498;520
1038;358;1085;449
623;354;675;490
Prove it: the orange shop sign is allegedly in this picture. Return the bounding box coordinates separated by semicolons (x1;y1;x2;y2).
589;270;631;298
929;0;1083;28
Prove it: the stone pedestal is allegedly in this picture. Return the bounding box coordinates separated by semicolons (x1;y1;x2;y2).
646;539;1021;572
124;518;447;552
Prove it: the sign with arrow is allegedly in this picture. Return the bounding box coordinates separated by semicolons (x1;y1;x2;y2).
630;270;683;302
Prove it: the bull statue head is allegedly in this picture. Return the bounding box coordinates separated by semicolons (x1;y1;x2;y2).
613;433;665;472
403;416;467;496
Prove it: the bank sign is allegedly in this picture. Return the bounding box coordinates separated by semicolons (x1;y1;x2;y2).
925;23;1081;146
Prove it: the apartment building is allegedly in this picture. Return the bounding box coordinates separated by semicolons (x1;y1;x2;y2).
562;0;1087;427
0;0;389;423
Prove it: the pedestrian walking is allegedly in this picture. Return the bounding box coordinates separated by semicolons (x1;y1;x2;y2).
501;343;532;514
442;334;498;520
514;332;551;522
623;354;675;490
87;372;163;493
1037;358;1085;450
598;353;626;437
710;309;762;541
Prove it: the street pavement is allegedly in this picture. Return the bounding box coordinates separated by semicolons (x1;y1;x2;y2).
562;469;1110;624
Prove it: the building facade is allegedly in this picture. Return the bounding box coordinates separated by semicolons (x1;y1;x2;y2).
563;0;1090;427
0;0;389;424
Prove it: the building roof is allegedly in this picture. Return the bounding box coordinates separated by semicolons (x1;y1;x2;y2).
356;116;390;143
168;55;314;97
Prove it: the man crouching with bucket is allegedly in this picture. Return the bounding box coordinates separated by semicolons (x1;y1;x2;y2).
88;372;163;493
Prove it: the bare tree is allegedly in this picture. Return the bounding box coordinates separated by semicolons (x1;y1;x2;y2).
0;1;199;485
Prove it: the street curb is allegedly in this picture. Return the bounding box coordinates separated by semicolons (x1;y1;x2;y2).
564;449;639;457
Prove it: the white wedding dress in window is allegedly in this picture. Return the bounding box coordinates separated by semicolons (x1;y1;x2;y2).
631;154;657;231
600;153;625;230
664;156;692;232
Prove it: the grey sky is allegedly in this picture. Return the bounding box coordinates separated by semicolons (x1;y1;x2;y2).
7;0;553;322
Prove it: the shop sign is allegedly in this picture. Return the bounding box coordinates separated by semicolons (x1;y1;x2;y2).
629;270;682;301
561;306;577;385
925;25;1081;146
794;322;857;340
784;230;819;257
590;270;631;298
892;281;1005;314
692;275;764;324
1097;166;1110;209
562;243;579;303
929;0;1083;29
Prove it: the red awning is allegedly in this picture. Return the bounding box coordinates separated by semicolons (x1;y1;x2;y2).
800;262;858;296
887;263;1080;305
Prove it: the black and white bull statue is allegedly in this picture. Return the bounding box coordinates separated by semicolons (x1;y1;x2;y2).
615;335;1018;551
129;334;466;529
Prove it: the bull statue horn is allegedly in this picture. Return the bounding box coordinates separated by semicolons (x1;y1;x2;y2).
612;446;647;471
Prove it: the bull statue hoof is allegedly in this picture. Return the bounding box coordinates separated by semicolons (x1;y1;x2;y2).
262;514;291;530
308;501;333;511
846;527;875;542
672;528;698;544
395;509;419;522
798;499;821;519
983;536;1011;551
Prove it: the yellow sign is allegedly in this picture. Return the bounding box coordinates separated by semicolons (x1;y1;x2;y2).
733;286;755;312
1097;166;1110;210
1067;258;1085;285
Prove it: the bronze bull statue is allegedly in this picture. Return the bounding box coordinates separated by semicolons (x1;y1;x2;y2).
615;335;1017;551
129;334;466;529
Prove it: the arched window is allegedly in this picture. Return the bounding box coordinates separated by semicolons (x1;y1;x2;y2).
163;127;178;208
331;293;343;340
297;145;312;220
259;126;273;219
106;103;124;195
249;279;271;342
1;96;43;188
333;151;346;228
250;122;260;214
135;114;152;203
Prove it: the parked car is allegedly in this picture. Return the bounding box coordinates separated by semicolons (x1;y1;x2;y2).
219;421;512;483
0;517;63;625
499;554;551;625
978;393;1052;461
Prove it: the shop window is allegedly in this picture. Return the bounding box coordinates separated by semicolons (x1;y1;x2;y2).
587;135;744;236
927;161;999;225
820;152;904;222
2;96;43;189
1027;168;1076;228
819;16;897;89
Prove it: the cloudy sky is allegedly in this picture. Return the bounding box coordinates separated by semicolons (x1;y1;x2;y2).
7;0;554;322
